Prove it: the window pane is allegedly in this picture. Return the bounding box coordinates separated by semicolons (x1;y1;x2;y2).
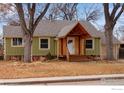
13;38;22;46
13;38;17;45
41;39;48;43
17;38;22;45
68;40;73;44
40;39;48;48
40;44;48;48
86;40;92;48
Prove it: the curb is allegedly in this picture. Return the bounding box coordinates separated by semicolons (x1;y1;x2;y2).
0;74;124;85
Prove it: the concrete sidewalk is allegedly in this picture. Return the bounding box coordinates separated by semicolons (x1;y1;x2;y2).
0;74;124;85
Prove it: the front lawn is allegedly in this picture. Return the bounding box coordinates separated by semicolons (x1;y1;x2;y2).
0;60;124;79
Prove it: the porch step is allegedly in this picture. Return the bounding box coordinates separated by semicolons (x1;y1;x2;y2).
68;55;96;62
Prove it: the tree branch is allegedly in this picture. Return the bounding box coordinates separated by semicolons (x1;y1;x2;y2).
33;3;50;31
29;3;35;34
15;3;29;34
111;3;120;20
103;3;110;22
113;4;124;25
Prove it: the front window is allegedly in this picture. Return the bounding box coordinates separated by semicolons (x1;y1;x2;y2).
85;39;93;49
12;38;22;46
40;38;49;49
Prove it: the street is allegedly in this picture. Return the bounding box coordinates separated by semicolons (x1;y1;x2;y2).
38;79;124;85
1;74;124;85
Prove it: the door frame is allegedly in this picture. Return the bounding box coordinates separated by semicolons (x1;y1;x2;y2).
67;37;75;55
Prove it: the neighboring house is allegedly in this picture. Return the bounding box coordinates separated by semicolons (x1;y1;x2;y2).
0;37;3;56
3;20;120;61
119;40;124;59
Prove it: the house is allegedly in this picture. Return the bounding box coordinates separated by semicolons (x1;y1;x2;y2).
119;40;124;59
3;20;120;61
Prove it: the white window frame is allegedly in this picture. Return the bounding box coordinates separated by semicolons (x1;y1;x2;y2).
85;38;94;50
39;37;50;50
11;37;23;47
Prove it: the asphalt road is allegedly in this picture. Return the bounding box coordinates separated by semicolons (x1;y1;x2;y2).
40;78;124;85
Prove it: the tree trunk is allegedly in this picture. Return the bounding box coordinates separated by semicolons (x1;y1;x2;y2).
23;34;32;62
105;26;114;60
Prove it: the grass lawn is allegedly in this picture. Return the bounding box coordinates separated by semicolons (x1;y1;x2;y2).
0;60;124;79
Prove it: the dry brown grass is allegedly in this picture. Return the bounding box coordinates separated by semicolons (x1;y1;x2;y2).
0;60;124;79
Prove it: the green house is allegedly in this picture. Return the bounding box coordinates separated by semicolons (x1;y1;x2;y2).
3;20;120;61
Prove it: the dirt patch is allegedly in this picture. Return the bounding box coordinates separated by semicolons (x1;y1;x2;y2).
0;60;124;79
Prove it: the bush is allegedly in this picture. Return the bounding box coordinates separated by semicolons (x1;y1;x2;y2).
0;56;4;60
46;52;54;60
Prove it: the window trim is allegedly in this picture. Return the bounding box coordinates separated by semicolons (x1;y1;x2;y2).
39;37;50;50
11;37;23;47
85;38;94;50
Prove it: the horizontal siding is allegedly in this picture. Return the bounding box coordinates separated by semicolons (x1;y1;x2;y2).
32;37;57;56
85;38;100;56
5;37;100;56
5;37;57;56
6;38;24;55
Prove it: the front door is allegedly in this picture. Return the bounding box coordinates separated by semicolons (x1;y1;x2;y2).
67;37;75;55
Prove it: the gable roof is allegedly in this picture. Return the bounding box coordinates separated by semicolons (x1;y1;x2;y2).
58;22;78;38
3;20;71;37
3;20;100;37
58;22;92;38
3;20;120;44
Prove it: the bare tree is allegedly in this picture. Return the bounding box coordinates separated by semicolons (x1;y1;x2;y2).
0;4;14;22
44;4;60;20
103;3;124;60
45;3;102;22
15;3;50;62
116;26;124;41
45;3;78;21
85;10;101;22
81;4;102;22
0;4;13;14
83;5;101;22
58;3;78;20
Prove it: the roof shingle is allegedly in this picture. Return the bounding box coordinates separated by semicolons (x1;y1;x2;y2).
3;20;119;44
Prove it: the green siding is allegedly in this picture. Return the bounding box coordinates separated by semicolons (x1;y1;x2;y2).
54;40;57;55
85;38;100;56
6;38;24;55
32;37;57;56
6;37;57;56
5;37;100;56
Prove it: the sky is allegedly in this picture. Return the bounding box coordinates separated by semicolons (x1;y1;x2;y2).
0;4;104;34
0;3;124;39
0;23;4;35
77;3;105;28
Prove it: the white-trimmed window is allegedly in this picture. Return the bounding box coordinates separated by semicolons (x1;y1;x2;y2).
85;39;93;49
40;38;50;49
12;38;23;46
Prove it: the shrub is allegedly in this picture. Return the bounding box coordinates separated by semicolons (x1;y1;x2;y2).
0;56;4;60
46;52;54;60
